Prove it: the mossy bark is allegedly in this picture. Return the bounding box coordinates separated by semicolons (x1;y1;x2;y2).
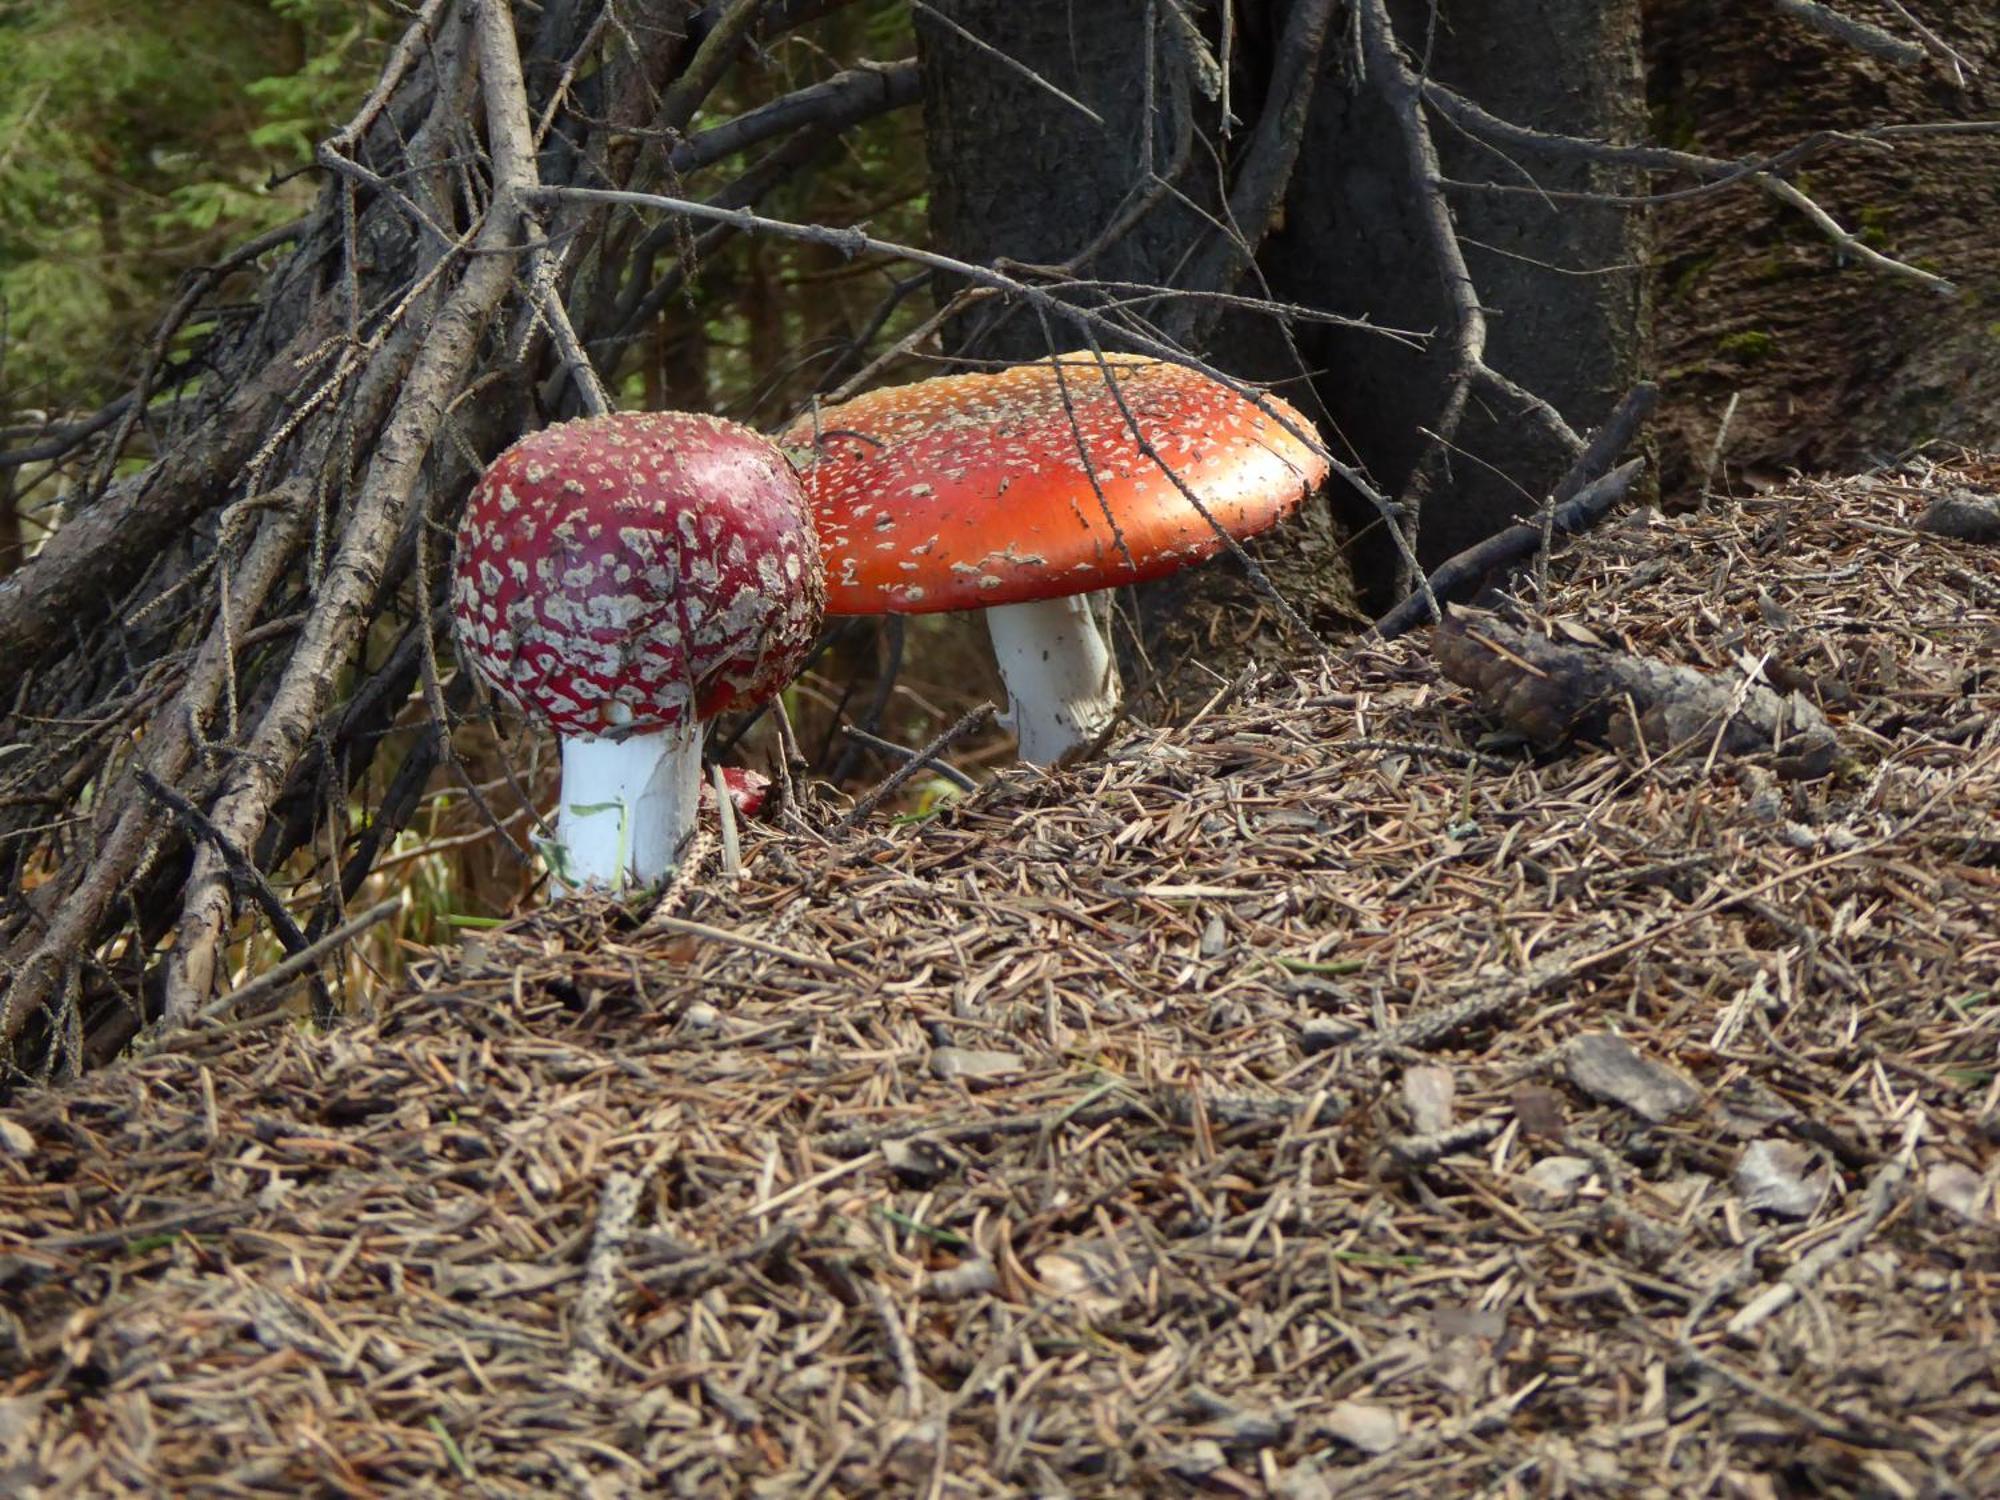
1646;0;2000;491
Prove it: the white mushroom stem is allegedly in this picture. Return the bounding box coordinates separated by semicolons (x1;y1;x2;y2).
984;593;1123;765
554;719;704;891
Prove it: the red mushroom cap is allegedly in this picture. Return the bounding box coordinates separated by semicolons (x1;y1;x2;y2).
780;353;1328;615
707;765;771;819
452;412;825;739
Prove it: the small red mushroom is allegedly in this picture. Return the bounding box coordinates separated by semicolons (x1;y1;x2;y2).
782;354;1328;763
707;766;771;820
452;412;823;891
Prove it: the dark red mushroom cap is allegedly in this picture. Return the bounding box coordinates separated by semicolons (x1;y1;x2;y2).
779;353;1329;615
452;412;825;739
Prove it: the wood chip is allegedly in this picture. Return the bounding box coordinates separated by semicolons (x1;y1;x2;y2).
928;1047;1023;1081
1566;1033;1702;1122
1735;1139;1827;1219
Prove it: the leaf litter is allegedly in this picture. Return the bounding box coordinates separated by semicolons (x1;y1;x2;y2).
3;455;1999;1496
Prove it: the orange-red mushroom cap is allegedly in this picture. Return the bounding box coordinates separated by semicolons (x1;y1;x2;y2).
780;354;1329;616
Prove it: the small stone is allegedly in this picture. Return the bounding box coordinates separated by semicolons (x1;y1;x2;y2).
922;1258;999;1301
1167;1439;1228;1479
1036;1239;1144;1320
1916;492;2000;542
1512;1160;1592;1216
1925;1162;1994;1225
1402;1065;1456;1136
1320;1400;1399;1455
1517;1156;1595;1208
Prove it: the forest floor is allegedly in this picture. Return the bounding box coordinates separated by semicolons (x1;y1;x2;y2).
4;456;1999;1498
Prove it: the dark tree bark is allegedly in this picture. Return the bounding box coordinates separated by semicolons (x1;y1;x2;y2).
1266;0;1648;579
914;0;1227;360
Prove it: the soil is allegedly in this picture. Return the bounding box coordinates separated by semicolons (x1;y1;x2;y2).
3;456;1998;1497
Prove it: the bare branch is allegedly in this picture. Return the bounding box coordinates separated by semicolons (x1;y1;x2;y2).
1373;458;1647;641
1769;0;1926;66
159;0;547;1027
1753;172;1957;295
1420;80;1963;295
669;60;921;172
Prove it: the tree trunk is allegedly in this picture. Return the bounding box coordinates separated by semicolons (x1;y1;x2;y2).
1264;0;1648;586
914;0;1226;360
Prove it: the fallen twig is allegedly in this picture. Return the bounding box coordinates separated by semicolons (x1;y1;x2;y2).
1373;459;1647;640
838;702;995;830
567;1166;652;1386
191;897;403;1026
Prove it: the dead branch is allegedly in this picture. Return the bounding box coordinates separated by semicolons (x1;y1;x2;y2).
0;0;931;1065
567;1165;654;1387
1372;458;1647;641
1419;80;1962;296
1769;0;1926;66
158;0;546;1028
838;703;996;831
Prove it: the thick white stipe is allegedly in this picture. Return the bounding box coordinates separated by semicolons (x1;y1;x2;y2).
554;720;704;891
985;593;1122;765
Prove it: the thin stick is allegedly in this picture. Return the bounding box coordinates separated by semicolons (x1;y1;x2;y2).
1769;0;1925;66
1373;459;1646;640
1699;391;1740;509
634;911;843;975
837;703;995;831
839;724;977;791
529;185;1399;537
567;1167;653;1387
768;690;805;818
192;897;402;1025
133;768;313;959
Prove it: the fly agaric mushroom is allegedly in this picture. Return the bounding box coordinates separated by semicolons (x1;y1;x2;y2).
781;354;1328;764
452;411;823;892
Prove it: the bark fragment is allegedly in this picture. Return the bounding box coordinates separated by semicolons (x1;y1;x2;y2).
1435;606;1840;778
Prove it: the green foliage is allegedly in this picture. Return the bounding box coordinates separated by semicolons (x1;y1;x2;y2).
0;0;392;409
